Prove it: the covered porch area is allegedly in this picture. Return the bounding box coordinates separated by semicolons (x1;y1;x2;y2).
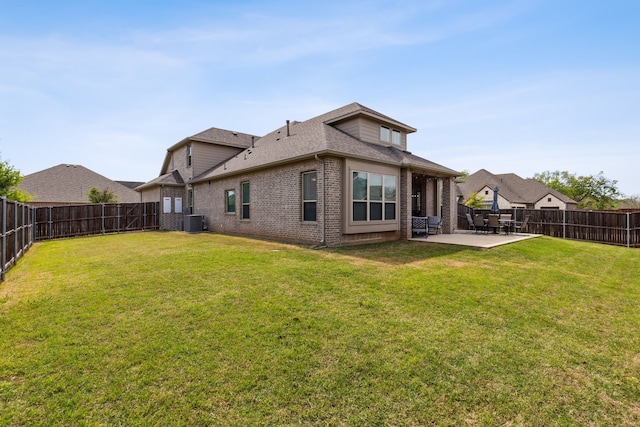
403;171;457;239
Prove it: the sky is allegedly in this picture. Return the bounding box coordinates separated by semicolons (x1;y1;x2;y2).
1;0;639;196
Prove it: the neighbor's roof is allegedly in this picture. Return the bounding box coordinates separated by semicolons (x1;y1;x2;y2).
19;164;141;204
458;169;577;205
192;102;459;183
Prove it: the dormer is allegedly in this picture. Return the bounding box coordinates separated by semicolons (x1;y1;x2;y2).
324;106;416;151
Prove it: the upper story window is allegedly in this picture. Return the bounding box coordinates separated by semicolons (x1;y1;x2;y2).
380;126;401;145
187;143;193;168
302;171;317;222
380;126;390;143
392;130;401;145
352;171;396;222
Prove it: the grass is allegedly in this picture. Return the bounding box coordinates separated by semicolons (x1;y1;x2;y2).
1;231;639;426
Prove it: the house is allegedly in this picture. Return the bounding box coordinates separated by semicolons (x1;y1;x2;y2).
19;164;141;206
137;102;460;246
457;169;578;210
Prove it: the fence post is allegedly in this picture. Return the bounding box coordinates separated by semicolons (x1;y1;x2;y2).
49;206;53;240
562;209;566;240
101;204;105;234
13;200;18;264
1;197;6;282
627;212;631;249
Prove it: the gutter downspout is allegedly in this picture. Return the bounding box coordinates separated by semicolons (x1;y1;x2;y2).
315;154;325;245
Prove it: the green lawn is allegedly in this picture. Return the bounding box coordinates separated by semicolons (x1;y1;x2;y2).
1;232;639;426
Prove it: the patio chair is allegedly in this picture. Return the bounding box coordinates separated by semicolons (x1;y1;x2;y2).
427;216;442;234
487;214;504;234
473;214;486;233
465;213;475;231
513;215;530;235
412;216;428;237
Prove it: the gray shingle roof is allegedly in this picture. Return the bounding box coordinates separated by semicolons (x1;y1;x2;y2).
192;103;458;182
135;170;184;191
19;164;141;204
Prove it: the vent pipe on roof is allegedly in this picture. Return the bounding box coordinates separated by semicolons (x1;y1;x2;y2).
286;120;290;137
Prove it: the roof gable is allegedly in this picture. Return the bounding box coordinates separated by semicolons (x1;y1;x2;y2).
321;102;417;133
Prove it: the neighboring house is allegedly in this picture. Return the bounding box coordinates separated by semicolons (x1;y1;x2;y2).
137;102;460;246
457;169;578;210
20;164;141;206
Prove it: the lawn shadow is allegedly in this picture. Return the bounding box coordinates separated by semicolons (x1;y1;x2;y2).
325;240;473;265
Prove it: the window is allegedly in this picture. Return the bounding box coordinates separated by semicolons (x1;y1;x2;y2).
225;190;236;213
187;143;192;167
392;129;401;145
302;172;317;222
352;171;396;222
241;181;250;219
187;190;193;213
380;126;390;142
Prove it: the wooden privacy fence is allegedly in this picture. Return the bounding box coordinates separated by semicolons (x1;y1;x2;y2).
458;204;640;248
1;200;159;282
1;197;34;282
34;202;159;241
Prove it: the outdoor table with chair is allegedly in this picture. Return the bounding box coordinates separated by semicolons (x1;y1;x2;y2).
467;212;531;235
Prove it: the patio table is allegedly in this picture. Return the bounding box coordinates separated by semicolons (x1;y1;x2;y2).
499;219;515;234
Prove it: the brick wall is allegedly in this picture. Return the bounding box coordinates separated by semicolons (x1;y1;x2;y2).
400;168;412;240
194;159;325;245
191;157;447;246
159;186;185;230
441;177;456;233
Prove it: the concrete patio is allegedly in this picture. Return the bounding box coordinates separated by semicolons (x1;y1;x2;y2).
410;229;541;248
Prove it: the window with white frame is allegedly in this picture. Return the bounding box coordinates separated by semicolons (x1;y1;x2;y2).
302;171;317;222
352;171;396;222
241;182;250;219
187;143;192;167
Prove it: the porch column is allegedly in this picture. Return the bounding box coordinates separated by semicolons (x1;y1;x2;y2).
441;177;456;233
400;168;412;240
